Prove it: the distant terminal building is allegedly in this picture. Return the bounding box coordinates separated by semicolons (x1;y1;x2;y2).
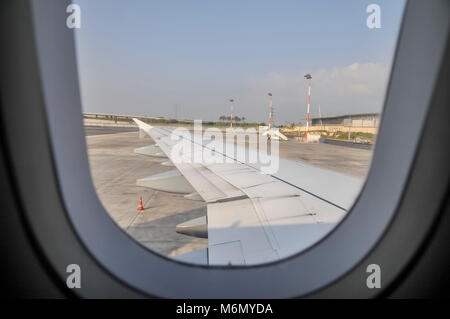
311;112;380;127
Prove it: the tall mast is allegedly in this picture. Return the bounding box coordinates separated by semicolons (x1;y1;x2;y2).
229;99;235;129
304;74;312;140
268;93;273;131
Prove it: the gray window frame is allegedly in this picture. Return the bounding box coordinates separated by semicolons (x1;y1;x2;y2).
1;0;448;298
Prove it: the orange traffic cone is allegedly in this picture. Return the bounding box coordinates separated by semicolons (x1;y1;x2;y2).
138;196;144;211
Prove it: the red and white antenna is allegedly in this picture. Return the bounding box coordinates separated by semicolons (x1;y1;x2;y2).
304;74;312;140
229;99;235;129
268;92;273;131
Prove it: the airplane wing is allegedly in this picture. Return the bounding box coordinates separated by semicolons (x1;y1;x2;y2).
133;119;363;265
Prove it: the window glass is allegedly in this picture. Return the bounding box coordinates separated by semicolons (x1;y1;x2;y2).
74;0;405;265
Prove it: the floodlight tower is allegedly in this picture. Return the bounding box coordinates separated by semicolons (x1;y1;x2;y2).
229;99;235;129
304;74;312;140
268;93;273;131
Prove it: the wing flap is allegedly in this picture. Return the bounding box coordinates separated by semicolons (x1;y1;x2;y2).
207;198;280;265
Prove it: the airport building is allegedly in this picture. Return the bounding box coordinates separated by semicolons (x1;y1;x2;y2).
311;113;380;127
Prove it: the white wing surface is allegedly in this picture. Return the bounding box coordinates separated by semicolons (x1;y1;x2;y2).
133;119;363;265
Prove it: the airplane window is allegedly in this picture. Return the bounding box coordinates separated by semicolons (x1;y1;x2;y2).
74;0;406;266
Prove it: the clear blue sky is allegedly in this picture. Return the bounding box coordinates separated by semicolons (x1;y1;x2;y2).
75;0;405;124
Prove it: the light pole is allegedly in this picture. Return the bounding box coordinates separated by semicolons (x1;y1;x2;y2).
229;99;235;129
304;74;312;140
268;93;273;131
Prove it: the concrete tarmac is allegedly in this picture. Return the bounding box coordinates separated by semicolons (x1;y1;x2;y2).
85;126;372;260
85;127;207;258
